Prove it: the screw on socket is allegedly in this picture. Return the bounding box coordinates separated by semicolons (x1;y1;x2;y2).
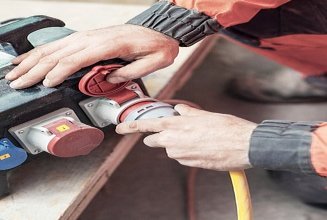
78;64;178;127
9;108;104;157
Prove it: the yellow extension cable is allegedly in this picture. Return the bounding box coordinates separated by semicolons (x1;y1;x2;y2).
164;100;253;220
229;171;253;220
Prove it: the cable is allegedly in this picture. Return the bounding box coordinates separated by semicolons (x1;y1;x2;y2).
230;171;253;220
187;167;198;220
164;99;253;220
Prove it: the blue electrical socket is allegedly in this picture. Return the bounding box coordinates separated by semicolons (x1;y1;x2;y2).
0;138;28;171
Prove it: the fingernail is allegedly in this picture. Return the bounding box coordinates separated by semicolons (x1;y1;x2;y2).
5;71;15;80
175;104;186;108
128;122;137;130
115;126;121;134
11;58;19;64
107;76;126;84
174;104;186;111
43;78;51;87
9;78;22;89
143;137;154;147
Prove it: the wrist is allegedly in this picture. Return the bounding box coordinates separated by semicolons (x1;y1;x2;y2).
243;123;257;169
124;23;179;45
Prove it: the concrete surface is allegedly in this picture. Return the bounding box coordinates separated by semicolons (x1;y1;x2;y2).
79;38;327;220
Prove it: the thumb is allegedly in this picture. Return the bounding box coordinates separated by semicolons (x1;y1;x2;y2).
174;104;206;116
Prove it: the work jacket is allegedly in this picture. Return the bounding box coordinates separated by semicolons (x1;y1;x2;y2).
128;0;327;177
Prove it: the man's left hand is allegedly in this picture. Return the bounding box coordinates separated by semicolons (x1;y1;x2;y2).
116;104;257;171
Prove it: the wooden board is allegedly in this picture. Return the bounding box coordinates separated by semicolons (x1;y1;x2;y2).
0;1;217;220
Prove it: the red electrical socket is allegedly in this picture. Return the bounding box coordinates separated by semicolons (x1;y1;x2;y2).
79;64;139;104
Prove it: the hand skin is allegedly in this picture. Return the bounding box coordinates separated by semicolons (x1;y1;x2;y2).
5;24;179;89
116;104;258;171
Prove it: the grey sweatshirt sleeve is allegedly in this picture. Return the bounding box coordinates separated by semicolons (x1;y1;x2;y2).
249;120;320;175
126;1;221;47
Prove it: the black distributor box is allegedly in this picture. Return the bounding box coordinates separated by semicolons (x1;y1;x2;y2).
0;16;146;197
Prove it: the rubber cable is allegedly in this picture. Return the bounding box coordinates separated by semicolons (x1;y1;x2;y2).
164;99;253;220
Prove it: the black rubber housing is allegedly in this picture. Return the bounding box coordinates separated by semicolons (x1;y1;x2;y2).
0;16;148;197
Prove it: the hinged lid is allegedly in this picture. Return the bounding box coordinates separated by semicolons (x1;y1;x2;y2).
79;64;138;104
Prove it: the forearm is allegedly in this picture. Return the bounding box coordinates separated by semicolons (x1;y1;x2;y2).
249;121;327;177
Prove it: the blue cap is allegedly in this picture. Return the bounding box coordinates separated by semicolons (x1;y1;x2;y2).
0;138;28;170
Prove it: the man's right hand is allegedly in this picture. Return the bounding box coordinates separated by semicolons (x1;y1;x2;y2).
5;24;179;89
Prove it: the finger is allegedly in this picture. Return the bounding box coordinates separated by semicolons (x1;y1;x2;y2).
116;117;179;134
106;76;129;83
143;130;179;148
107;55;169;83
6;51;46;81
9;45;84;89
11;52;31;65
174;104;207;116
143;133;165;148
13;33;76;64
43;45;120;87
6;39;70;80
116;120;164;135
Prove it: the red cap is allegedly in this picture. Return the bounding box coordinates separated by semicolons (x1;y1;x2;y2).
45;119;104;157
79;64;126;96
79;64;138;104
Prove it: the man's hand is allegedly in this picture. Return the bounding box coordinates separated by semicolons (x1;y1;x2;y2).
6;24;179;89
116;104;257;171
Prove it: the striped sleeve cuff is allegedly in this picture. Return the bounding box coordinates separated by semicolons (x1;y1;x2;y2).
249;120;321;175
126;1;221;47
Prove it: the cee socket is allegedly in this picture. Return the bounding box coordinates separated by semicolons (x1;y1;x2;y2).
9;108;104;157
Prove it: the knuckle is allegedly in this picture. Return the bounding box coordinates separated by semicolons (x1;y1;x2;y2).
32;47;46;58
165;57;175;66
128;121;139;131
165;149;175;158
58;58;71;65
158;120;171;129
10;66;22;75
164;51;176;65
155;52;169;64
39;56;58;65
58;57;79;67
159;47;177;66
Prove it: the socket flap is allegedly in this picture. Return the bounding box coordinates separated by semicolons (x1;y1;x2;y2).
78;64;138;104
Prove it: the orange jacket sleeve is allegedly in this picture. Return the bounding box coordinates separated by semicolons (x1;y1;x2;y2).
311;123;327;176
169;0;290;27
127;0;291;46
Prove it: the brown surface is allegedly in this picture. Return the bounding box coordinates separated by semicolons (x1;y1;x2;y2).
80;38;327;220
